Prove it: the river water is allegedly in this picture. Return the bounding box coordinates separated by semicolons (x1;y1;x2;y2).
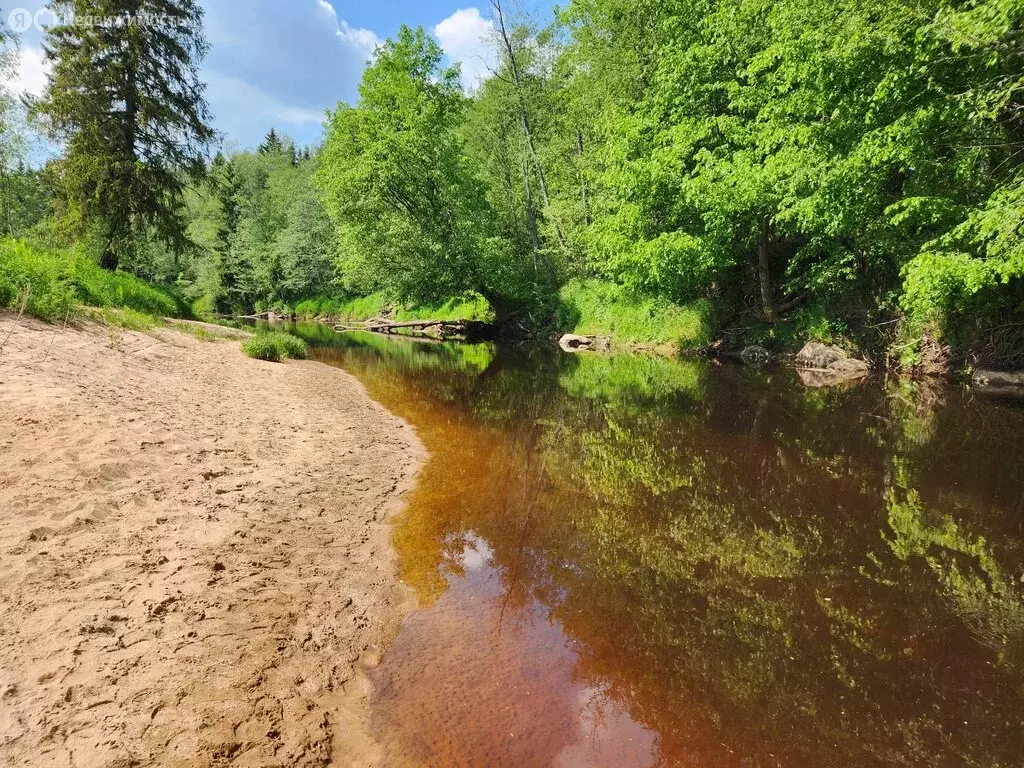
287;323;1024;767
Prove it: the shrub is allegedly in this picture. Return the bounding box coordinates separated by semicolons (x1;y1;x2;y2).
242;334;282;362
0;239;78;321
294;298;322;317
242;331;308;362
270;331;308;359
0;238;189;322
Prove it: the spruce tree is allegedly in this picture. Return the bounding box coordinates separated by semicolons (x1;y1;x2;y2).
35;0;214;270
258;128;283;155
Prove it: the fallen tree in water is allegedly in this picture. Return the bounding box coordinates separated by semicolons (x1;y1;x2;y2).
333;317;496;341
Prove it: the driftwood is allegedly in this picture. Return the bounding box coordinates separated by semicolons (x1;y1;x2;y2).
973;369;1024;398
238;310;283;320
333;317;495;341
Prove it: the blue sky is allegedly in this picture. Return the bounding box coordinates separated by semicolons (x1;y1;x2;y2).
7;0;551;152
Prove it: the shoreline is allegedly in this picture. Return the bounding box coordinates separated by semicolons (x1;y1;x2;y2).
0;312;425;767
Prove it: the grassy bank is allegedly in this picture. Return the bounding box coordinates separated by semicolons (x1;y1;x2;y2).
291;294;388;322
0;239;189;323
555;279;712;349
290;291;495;324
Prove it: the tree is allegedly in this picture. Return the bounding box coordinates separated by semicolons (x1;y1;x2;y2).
549;0;1024;349
273;168;337;301
35;0;215;270
488;0;569;272
317;26;496;306
258;128;283;155
0;17;29;237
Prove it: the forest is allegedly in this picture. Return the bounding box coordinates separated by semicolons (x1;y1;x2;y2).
1;0;1023;370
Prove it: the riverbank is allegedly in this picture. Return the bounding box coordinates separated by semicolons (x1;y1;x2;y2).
0;312;424;767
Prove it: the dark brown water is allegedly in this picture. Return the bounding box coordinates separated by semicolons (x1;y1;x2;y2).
289;324;1024;768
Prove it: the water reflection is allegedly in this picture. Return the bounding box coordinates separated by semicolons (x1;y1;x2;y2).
371;532;660;767
291;326;1024;767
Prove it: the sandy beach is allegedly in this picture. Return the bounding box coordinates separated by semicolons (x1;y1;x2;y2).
0;313;423;767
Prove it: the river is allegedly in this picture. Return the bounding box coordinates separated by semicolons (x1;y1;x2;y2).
285;323;1024;767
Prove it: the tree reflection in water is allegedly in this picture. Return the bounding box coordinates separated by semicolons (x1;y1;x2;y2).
300;327;1024;768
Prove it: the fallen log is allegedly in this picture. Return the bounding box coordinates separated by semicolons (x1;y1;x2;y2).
972;369;1024;399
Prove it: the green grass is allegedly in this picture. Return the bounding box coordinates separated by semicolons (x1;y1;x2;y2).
78;306;161;331
293;291;495;324
293;293;389;321
186;326;219;341
0;238;189;322
270;331;308;359
394;293;495;323
556;279;712;348
242;334;282;361
242;330;308;362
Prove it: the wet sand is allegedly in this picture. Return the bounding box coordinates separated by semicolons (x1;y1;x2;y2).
0;313;423;767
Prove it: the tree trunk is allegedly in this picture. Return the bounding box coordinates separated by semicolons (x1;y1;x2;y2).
576;128;591;226
108;5;140;273
758;218;776;322
497;125;519;232
100;247;120;271
492;0;567;252
522;152;540;254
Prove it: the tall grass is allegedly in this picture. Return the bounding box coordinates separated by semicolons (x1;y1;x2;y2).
556;279;712;347
0;238;188;322
292;291;495;323
394;293;494;323
242;330;308;362
293;293;389;321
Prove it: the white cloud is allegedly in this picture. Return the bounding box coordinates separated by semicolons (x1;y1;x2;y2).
203;70;327;147
315;0;381;60
433;7;496;91
277;106;324;124
9;45;50;97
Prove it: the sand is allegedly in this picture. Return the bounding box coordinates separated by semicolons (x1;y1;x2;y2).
0;313;424;767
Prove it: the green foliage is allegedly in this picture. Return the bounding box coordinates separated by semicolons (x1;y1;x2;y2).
1;164;50;238
304;0;1024;352
395;293;495;323
10;0;1021;354
316;26;546;318
78;306;160;332
0;239;77;320
33;0;214;270
242;330;308;362
267;330;308;360
71;262;184;318
317;27;479;303
543;0;1024;353
241;334;282;362
0;238;186;322
556;279;711;347
161;142;337;317
292;291;495;325
901;172;1024;343
327;293;389;321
